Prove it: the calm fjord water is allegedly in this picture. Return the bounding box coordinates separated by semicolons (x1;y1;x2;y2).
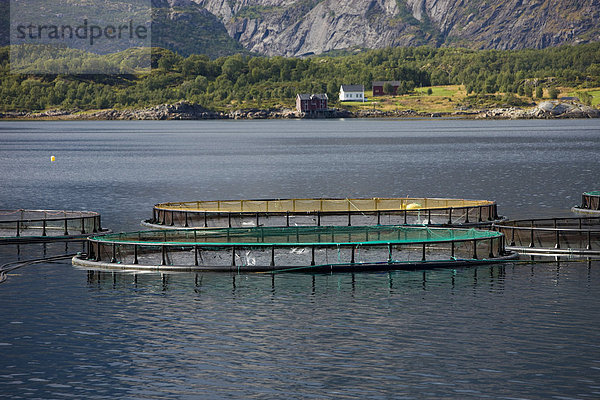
1;119;600;399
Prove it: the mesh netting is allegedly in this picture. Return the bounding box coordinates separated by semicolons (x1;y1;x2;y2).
146;197;500;229
157;198;494;213
95;225;500;246
0;209;102;239
494;217;600;254
78;225;509;271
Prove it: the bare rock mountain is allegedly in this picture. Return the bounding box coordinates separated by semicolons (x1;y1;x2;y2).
190;0;600;56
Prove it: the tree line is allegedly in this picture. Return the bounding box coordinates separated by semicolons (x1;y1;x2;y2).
1;42;599;112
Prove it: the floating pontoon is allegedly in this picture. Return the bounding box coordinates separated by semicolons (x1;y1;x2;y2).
72;225;516;273
142;197;503;230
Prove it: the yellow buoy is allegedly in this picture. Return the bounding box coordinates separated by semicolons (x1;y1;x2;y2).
50;155;55;162
406;203;422;210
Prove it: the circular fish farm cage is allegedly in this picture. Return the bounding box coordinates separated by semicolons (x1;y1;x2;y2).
142;197;502;230
493;217;600;256
572;191;600;214
72;225;516;273
0;209;109;243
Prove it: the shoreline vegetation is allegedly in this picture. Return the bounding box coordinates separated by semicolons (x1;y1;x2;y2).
1;43;599;120
2;98;598;120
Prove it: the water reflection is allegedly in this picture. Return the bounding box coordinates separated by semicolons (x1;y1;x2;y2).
81;262;551;295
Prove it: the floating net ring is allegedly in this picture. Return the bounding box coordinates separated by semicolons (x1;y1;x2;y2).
0;209;109;243
493;217;600;256
73;225;517;273
142;197;505;230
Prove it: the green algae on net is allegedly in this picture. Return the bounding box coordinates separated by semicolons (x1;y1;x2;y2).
73;225;516;273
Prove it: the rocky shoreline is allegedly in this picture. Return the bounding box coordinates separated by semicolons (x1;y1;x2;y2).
1;100;598;121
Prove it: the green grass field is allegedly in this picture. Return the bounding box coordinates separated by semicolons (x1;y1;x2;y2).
587;90;600;106
413;86;458;97
565;88;600;106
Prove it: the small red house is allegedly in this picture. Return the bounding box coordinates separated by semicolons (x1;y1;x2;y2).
372;81;402;96
296;93;328;112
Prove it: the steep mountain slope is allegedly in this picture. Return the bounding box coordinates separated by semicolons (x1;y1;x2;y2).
152;0;247;57
193;0;600;56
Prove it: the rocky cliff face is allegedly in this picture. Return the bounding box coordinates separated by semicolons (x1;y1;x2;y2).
189;0;600;56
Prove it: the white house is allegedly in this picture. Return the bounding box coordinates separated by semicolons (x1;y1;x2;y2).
339;84;365;102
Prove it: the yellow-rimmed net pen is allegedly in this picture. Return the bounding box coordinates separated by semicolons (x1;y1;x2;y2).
144;197;501;230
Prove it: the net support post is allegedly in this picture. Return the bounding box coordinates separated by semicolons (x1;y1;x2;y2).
88;241;95;260
270;246;275;267
134;245;139;265
529;221;535;248
96;242;101;262
111;243;116;263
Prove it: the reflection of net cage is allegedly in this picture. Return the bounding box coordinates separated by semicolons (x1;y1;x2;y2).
142;198;501;230
493;217;600;256
0;209;106;242
73;225;516;273
572;191;600;214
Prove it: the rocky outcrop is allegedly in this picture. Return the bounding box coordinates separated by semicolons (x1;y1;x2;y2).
190;0;600;56
476;101;600;119
2;101;597;120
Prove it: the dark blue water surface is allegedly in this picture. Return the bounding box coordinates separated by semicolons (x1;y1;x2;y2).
1;119;600;399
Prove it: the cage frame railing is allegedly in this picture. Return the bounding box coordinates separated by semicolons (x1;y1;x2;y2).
0;209;102;238
146;198;500;229
82;225;510;271
493;217;600;253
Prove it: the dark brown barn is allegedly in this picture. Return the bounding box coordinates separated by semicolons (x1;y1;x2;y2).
296;93;328;112
372;81;402;96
